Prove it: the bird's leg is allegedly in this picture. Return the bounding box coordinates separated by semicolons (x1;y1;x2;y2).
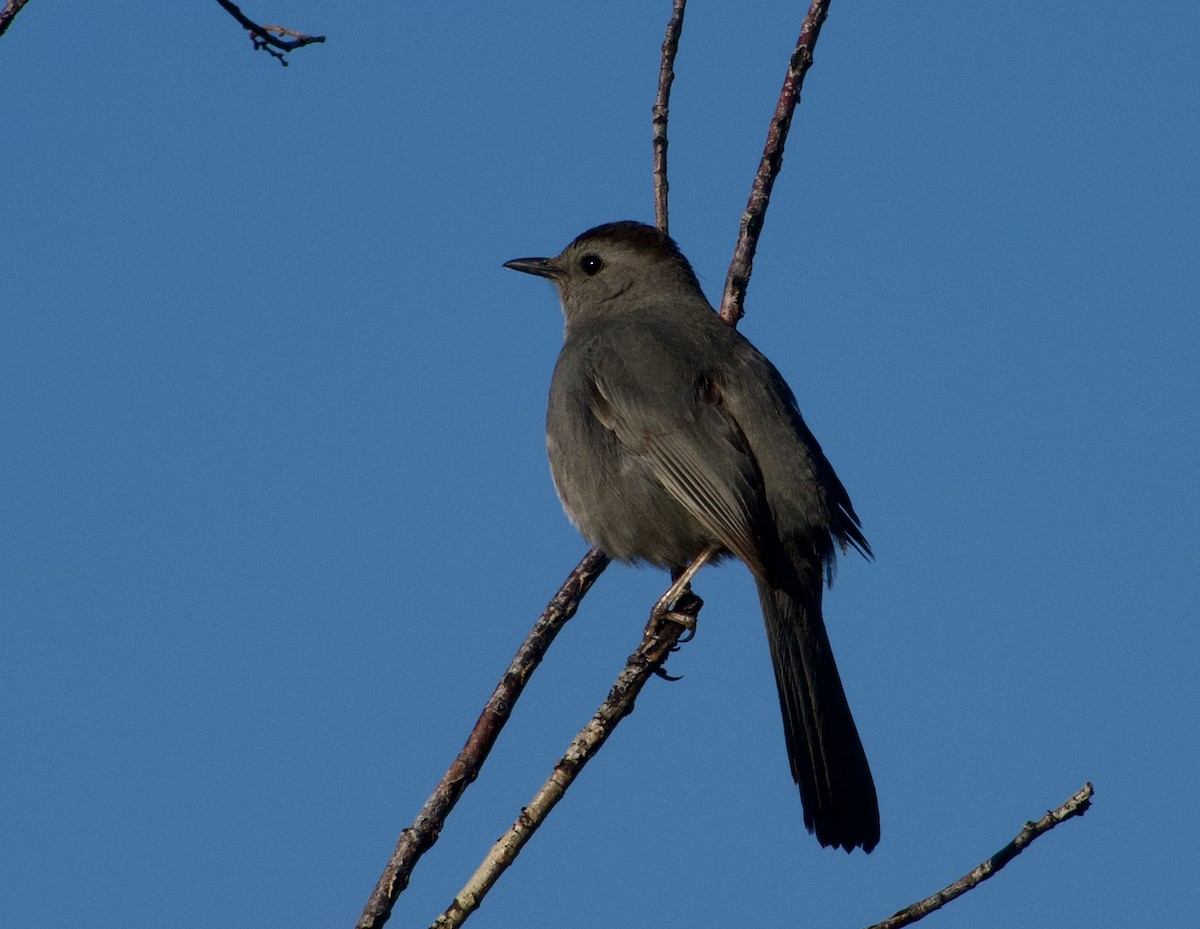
656;543;719;613
647;543;720;639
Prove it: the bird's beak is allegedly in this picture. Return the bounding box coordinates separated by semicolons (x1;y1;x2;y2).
503;257;562;280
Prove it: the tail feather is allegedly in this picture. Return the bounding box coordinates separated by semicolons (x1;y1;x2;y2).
756;578;879;853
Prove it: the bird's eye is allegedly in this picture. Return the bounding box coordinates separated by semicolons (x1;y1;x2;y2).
580;254;603;276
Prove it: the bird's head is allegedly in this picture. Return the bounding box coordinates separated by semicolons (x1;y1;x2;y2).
504;220;707;320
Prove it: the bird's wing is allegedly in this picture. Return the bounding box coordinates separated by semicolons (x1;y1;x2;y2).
588;347;776;579
720;344;872;565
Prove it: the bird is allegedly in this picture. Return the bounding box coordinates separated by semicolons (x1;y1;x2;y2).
504;220;879;853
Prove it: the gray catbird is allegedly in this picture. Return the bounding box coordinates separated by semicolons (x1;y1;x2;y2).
504;220;879;853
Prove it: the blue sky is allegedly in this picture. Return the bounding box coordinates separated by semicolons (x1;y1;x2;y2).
3;2;1197;927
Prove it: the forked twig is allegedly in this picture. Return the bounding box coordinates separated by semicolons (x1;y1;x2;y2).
1;1;324;59
720;0;831;325
865;783;1095;929
653;0;688;233
355;550;611;929
212;0;325;65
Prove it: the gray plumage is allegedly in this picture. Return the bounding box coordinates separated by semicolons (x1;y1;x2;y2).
505;220;879;853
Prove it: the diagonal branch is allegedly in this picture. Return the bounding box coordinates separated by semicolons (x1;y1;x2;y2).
429;603;703;929
354;550;611;929
719;0;831;325
865;783;1096;929
653;0;688;234
0;0;33;39
212;0;325;65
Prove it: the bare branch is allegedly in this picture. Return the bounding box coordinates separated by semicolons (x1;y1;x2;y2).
0;0;33;39
430;600;704;929
653;0;688;234
354;549;611;929
212;0;325;66
719;0;831;324
866;783;1096;929
2;1;324;59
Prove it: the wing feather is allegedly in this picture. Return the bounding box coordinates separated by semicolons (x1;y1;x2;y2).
590;370;773;579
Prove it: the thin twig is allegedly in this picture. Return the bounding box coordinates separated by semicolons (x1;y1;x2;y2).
212;0;325;65
355;549;611;929
653;0;688;234
865;783;1096;929
0;0;33;39
719;0;831;325
430;602;703;929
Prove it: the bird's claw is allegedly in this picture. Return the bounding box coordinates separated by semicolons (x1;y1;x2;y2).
645;591;703;640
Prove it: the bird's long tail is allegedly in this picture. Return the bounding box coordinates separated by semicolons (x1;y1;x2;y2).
756;577;880;852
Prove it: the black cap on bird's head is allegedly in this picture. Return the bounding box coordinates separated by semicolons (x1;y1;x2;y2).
504;221;707;318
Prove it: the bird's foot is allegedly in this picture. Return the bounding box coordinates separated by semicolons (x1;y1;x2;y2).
645;589;703;642
644;595;701;681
